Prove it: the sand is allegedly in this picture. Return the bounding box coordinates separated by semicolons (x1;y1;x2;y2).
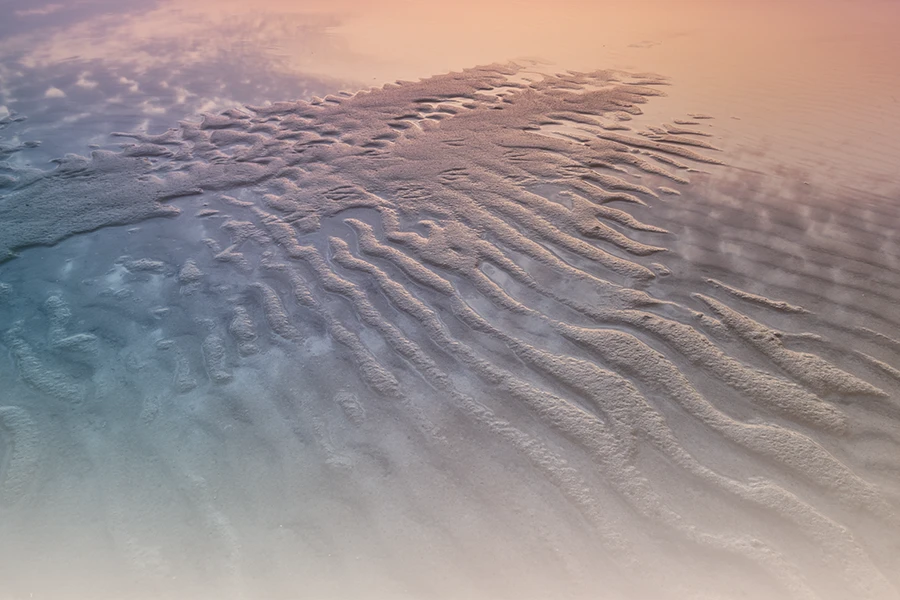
0;58;899;600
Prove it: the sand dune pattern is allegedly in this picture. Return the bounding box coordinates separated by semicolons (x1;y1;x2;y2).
1;64;899;599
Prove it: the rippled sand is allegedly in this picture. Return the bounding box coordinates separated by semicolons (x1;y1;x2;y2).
1;64;899;600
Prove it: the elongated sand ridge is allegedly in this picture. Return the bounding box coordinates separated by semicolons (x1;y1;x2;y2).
0;64;898;600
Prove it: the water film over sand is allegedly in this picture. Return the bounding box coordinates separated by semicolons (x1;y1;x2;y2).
1;64;899;600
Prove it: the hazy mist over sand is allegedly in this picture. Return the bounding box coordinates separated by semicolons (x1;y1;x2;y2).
1;2;899;599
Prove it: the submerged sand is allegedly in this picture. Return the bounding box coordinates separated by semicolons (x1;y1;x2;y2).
0;64;898;600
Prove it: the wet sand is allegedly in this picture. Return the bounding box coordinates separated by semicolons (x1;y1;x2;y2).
1;63;898;599
2;2;900;598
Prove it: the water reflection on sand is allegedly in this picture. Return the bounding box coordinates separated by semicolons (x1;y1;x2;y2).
1;2;899;600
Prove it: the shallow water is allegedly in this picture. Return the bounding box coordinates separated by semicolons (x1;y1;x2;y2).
1;2;899;599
